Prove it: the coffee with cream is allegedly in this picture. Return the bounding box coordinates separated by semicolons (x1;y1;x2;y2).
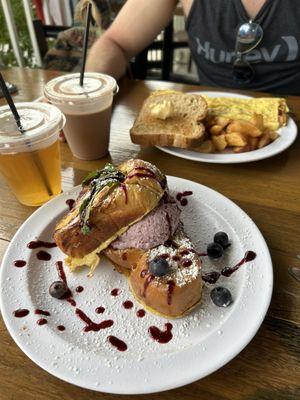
44;73;117;160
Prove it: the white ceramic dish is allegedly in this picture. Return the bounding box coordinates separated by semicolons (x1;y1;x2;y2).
157;91;297;163
0;176;273;394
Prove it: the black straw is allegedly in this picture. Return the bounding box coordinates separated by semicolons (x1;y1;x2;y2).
80;2;92;86
0;72;24;133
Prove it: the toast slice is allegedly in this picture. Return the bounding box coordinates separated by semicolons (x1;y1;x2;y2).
130;90;208;149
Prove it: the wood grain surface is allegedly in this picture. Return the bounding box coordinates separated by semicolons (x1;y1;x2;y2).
0;67;299;400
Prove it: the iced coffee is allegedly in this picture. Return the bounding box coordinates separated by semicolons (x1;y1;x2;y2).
44;72;118;160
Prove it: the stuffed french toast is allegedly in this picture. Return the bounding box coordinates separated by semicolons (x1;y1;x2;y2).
54;159;202;318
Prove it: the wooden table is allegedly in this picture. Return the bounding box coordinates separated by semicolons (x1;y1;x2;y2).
0;67;299;400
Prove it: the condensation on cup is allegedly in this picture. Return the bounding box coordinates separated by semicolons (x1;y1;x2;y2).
44;72;118;160
0;102;65;206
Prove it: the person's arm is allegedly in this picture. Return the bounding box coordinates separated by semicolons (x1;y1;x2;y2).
86;0;178;78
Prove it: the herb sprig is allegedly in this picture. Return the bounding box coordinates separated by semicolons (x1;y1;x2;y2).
79;164;125;234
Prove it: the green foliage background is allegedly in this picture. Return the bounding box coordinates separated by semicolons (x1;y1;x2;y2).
0;1;35;67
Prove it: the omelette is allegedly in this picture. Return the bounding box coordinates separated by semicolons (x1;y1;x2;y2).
204;96;289;130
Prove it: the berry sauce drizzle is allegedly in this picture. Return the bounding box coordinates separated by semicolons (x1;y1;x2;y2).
107;335;128;351
126;166;166;189
202;251;257;284
57;325;65;331
95;306;105;314
221;251;256;277
110;288;121;296
13;309;29;318
167;280;175;305
56;261;67;285
180;198;188;207
14;260;26;268
143;274;155;297
176;191;193;206
27;240;57;249
136;309;146;318
37;318;47;326
123;300;133;309
36;250;51;261
55;261;75;305
66;199;75;210
75;286;84;293
66;298;76;307
75;308;114;332
120;183;128;204
34;309;50;316
148;323;173;344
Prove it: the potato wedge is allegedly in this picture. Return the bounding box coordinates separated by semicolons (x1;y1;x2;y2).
250;113;264;131
209;125;224;136
233;145;251;153
195;140;215;153
248;137;259;151
212;134;227;151
258;131;271;149
267;129;279;141
225;132;247;147
214;117;231;128
226;120;262;137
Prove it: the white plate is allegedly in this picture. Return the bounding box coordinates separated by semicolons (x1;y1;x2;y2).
157;91;297;163
0;177;273;394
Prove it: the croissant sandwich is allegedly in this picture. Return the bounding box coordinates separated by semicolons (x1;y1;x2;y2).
54;159;202;318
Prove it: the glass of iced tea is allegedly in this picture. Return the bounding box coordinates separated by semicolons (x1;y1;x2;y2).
0;102;65;206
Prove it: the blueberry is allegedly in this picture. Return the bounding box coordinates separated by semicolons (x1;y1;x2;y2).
207;242;223;259
49;281;68;299
214;232;229;249
149;257;171;277
210;287;233;307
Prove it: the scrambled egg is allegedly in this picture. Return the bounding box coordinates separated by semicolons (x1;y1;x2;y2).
65;225;130;276
204;97;288;130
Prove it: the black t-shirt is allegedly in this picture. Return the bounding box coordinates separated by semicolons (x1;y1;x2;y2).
186;0;300;94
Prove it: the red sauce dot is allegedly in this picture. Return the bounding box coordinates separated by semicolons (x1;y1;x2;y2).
123;300;133;309
136;309;146;318
37;318;47;326
182;259;192;267
111;288;121;296
180;198;188;206
160;254;169;259
14;260;26;268
57;325;65;331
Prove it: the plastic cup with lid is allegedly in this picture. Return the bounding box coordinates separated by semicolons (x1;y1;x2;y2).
44;72;118;160
0;102;65;206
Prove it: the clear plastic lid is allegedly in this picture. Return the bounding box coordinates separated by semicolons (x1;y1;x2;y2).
44;72;118;105
0;102;65;153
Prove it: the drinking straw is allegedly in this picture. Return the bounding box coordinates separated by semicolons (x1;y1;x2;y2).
0;73;24;133
80;2;92;86
0;72;53;197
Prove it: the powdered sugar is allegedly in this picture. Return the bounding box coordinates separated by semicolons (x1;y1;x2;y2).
148;227;201;287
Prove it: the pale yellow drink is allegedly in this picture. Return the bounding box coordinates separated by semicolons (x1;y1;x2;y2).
0;102;65;206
